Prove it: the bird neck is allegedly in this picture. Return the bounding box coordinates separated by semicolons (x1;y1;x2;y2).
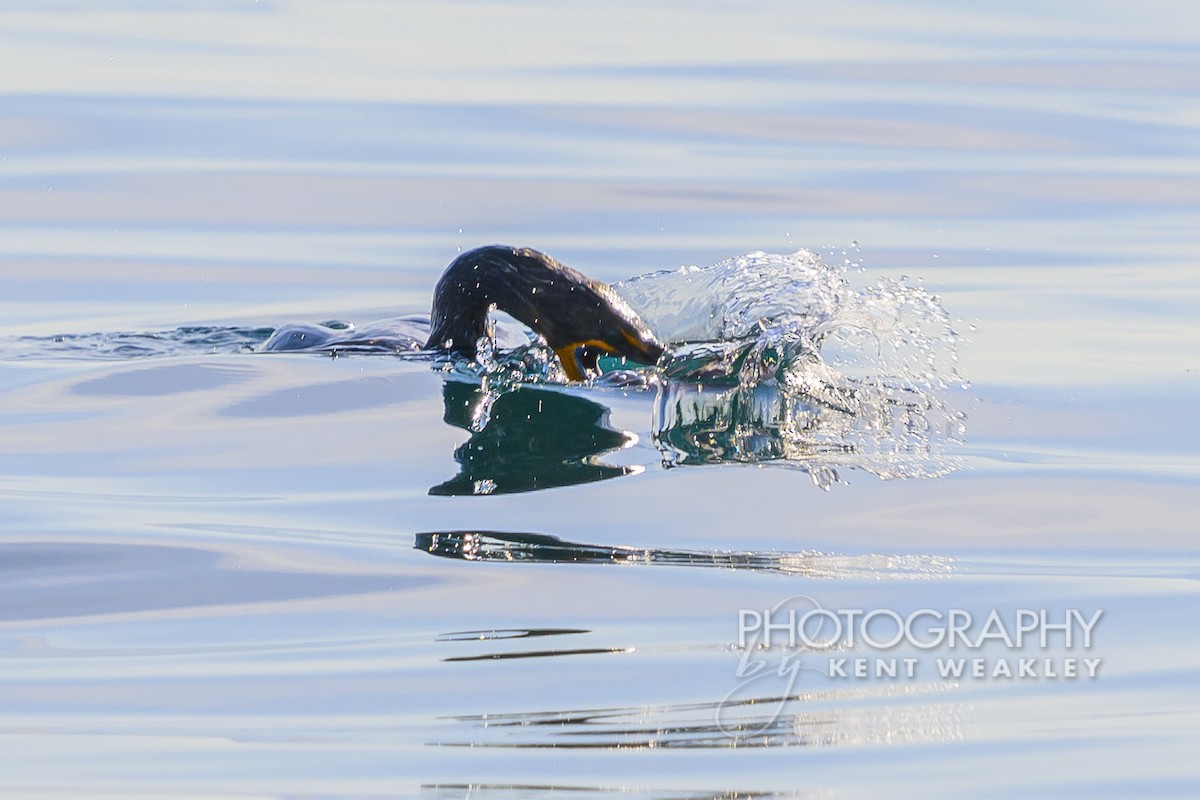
426;246;571;356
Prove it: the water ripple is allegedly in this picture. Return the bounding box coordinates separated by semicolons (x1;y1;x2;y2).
2;325;273;360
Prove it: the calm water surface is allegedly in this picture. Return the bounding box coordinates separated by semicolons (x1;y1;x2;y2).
1;2;1198;797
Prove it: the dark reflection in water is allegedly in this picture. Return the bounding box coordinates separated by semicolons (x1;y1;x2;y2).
444;647;630;663
415;530;953;579
434;368;959;496
430;381;637;496
437;627;626;664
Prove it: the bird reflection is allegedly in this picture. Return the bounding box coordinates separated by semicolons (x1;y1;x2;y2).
429;380;637;496
433;370;955;495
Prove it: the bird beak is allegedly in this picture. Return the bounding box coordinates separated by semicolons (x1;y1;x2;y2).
555;346;586;381
554;341;606;382
554;334;665;382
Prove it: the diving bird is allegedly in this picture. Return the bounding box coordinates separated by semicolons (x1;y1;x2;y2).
426;245;665;381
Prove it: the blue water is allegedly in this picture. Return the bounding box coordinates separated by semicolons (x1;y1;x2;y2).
2;2;1199;797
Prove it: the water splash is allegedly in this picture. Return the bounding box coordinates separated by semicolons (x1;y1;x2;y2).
433;326;572;433
615;250;966;481
617;249;962;390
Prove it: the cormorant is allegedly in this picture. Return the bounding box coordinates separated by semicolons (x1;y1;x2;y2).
426;245;665;381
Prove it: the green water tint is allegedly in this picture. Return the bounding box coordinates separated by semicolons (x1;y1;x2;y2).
430;381;636;496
